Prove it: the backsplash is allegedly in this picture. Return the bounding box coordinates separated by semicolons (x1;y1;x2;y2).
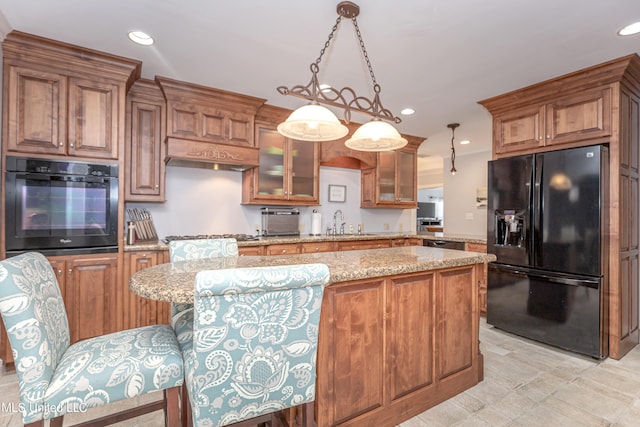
126;166;415;239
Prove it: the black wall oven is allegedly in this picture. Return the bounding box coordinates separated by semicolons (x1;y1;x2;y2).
5;156;119;256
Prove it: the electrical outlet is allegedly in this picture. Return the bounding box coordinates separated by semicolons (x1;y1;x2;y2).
399;223;404;231
465;212;474;220
254;224;260;235
299;224;305;233
384;223;390;231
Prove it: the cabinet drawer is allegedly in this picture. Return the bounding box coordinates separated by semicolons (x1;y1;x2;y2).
465;242;487;253
301;241;336;253
265;243;301;255
238;246;264;256
338;240;391;251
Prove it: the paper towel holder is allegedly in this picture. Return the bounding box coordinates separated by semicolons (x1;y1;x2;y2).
311;209;323;236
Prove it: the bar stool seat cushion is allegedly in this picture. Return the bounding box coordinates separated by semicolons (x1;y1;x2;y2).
43;324;184;419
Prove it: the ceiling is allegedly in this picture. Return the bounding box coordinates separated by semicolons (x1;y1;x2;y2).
0;0;638;161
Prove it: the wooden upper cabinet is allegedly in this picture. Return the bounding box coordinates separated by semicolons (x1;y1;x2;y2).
156;76;265;147
6;66;67;155
67;77;119;159
242;105;320;206
2;31;141;160
492;87;611;155
492;105;545;154
546;87;611;146
125;79;167;202
361;146;420;208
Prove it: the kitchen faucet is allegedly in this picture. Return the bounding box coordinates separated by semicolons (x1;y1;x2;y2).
333;209;345;235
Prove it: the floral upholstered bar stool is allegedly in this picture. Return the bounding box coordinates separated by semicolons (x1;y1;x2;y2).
168;237;240;424
168;238;239;317
182;263;329;427
0;252;184;427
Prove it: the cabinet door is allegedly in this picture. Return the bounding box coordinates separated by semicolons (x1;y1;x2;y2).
494;105;545;154
378;151;397;203
65;254;118;343
388;273;435;401
123;252;170;329
316;279;386;426
255;125;287;201
397;150;417;204
126;99;166;201
436;267;475;379
545;87;611;146
68;77;119;159
288;139;319;202
7;66;67;155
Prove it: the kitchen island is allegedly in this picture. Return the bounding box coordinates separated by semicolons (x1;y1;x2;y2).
130;246;495;426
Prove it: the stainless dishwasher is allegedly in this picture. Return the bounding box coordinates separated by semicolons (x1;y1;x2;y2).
423;239;465;250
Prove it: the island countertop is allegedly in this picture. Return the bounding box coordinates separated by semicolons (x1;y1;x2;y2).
130;245;495;304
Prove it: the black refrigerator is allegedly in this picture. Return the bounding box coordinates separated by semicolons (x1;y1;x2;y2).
487;145;608;358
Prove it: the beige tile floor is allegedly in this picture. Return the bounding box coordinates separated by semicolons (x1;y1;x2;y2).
2;318;640;427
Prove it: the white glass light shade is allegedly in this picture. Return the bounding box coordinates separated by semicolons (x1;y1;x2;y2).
345;120;408;152
277;104;349;141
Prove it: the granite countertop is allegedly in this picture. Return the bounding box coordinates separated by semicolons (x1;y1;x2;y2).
130;246;496;304
420;232;487;244
125;232;427;252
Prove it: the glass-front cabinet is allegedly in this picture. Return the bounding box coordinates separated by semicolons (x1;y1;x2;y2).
242;124;319;205
361;148;417;208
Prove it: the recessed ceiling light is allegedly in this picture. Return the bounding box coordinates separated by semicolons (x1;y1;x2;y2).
128;31;154;46
401;108;415;115
460;140;470;145
618;21;640;36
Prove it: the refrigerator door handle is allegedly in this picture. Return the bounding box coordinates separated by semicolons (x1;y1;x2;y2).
491;264;600;288
533;154;543;266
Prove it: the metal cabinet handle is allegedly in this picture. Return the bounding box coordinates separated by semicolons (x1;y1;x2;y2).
68;268;73;274
59;142;64;147
69;143;75;148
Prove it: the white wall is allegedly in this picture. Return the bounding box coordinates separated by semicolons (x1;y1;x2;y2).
442;150;491;237
127;165;414;238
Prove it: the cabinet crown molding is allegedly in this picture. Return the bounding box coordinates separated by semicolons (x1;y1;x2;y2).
479;54;640;114
3;30;141;88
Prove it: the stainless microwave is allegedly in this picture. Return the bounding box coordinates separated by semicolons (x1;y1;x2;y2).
4;156;119;256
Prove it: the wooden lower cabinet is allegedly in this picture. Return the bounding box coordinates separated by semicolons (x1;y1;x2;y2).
122;251;171;330
316;265;481;426
48;253;119;344
465;242;488;317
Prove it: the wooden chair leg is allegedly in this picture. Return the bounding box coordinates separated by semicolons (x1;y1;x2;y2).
164;386;181;427
181;382;193;427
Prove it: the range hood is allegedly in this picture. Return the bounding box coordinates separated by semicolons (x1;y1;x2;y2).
165;137;259;171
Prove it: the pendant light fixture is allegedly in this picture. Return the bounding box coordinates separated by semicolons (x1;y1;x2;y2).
277;1;407;151
448;123;459;175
